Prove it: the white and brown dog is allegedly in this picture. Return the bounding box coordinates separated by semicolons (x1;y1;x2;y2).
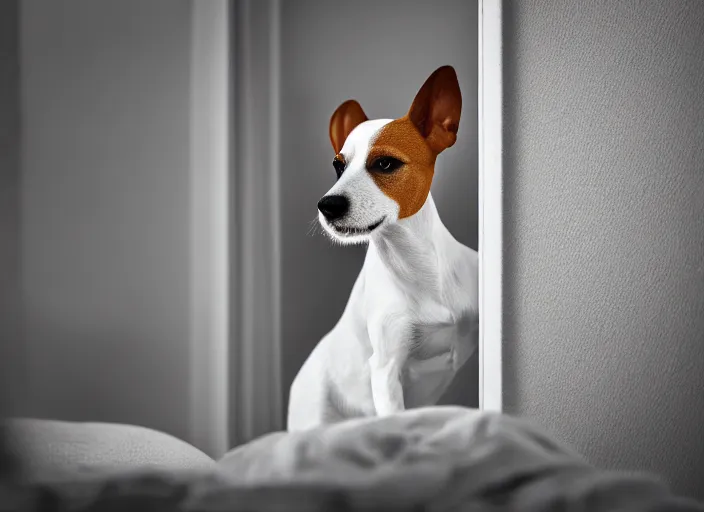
287;66;478;431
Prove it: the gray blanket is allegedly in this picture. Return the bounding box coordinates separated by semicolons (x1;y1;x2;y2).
216;406;703;511
4;407;703;511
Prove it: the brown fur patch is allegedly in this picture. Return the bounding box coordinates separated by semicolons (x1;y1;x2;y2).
329;100;368;155
367;66;461;219
368;117;436;219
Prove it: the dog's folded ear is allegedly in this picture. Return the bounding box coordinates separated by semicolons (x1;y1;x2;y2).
407;65;462;154
329;99;368;154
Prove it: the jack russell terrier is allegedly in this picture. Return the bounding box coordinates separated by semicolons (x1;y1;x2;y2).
287;65;478;431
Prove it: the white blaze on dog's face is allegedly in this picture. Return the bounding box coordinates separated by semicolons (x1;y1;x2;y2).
317;65;462;245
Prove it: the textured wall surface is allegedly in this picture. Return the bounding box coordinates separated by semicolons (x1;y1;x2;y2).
279;0;478;418
20;0;193;442
503;0;704;499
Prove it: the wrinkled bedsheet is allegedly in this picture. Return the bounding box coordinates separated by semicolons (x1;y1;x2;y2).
215;406;703;511
3;406;703;511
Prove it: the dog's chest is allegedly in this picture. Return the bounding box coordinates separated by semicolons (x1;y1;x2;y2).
401;307;475;407
408;309;473;360
363;249;476;361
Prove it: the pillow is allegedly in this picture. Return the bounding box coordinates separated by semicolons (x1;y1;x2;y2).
3;419;217;483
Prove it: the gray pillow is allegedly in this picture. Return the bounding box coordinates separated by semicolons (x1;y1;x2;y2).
3;419;217;483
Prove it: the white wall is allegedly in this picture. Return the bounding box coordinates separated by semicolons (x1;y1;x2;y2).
20;0;194;443
503;0;704;499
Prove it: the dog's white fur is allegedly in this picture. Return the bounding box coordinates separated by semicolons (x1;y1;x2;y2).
287;72;478;431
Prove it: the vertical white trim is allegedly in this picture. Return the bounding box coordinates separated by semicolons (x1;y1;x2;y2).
269;0;283;431
231;0;283;445
189;0;231;457
478;0;503;412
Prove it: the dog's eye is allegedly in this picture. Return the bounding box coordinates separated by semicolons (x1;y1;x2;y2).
332;159;346;179
370;157;403;174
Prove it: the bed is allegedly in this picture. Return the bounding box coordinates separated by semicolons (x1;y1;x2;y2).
2;406;702;511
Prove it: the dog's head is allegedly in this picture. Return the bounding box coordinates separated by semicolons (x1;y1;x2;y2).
317;65;462;245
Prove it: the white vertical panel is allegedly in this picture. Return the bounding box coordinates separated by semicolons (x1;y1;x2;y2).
478;0;503;412
189;0;231;457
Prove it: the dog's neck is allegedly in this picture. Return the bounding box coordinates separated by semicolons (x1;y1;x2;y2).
367;193;454;295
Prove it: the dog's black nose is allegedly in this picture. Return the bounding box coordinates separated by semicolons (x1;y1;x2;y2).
318;195;349;221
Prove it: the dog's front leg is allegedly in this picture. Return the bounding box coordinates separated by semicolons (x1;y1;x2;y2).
368;320;407;416
369;353;405;416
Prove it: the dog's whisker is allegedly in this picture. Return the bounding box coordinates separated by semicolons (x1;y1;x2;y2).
306;216;322;237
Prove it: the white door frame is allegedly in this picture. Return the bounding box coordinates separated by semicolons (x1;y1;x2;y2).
188;0;232;458
478;0;503;412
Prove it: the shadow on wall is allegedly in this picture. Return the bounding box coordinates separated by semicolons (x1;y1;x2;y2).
278;0;479;417
0;0;23;427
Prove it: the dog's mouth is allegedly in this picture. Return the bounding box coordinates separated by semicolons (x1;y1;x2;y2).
330;216;386;236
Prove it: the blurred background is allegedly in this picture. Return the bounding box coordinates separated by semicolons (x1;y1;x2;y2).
0;0;477;458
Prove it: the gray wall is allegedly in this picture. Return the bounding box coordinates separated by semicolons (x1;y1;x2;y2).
503;0;704;499
20;0;193;442
279;0;479;416
0;0;23;419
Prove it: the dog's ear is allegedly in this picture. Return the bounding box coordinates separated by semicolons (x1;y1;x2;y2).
329;100;368;154
407;65;462;154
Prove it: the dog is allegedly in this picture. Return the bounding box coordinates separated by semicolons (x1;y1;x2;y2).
287;65;478;431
